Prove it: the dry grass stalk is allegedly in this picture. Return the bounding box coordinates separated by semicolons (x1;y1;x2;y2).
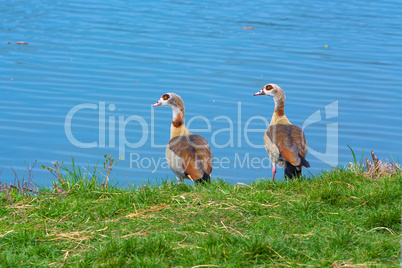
332;261;377;267
95;155;120;189
42;161;64;184
348;150;400;179
53;162;64;184
1;163;40;203
125;204;171;218
2;182;14;204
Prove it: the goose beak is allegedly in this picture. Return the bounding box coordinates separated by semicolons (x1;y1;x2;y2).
254;90;265;96
153;98;162;107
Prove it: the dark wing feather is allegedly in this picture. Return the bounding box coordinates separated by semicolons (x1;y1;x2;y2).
168;135;213;180
266;124;308;167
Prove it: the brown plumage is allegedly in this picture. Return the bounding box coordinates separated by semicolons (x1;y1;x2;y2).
153;93;213;184
168;135;213;181
255;84;309;180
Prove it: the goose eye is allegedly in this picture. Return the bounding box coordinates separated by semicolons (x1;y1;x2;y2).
162;94;170;100
265;85;273;91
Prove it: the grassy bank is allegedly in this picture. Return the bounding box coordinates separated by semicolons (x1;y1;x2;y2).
0;166;401;267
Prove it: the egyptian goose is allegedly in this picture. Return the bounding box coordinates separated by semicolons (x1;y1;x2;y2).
254;84;310;180
153;93;213;184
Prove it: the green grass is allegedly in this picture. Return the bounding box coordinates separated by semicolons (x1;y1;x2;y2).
0;168;401;267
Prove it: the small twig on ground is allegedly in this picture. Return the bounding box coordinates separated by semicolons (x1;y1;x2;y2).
41;161;69;195
53;162;64;184
18;180;24;197
371;150;379;172
3;183;14;204
94;155;120;189
41;161;64;183
348;150;400;179
10;166;21;189
25;160;38;190
0;164;40;200
10;166;27;196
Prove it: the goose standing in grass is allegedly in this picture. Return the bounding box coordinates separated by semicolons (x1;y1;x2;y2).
153;93;213;184
254;84;310;180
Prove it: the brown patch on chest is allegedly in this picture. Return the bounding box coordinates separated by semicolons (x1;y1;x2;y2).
274;108;284;116
172;112;184;127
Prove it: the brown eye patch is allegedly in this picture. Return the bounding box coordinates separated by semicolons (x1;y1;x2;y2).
162;94;170;100
265;85;273;91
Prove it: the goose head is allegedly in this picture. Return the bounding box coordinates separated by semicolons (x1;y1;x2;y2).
153;92;185;117
153;92;184;108
254;84;284;99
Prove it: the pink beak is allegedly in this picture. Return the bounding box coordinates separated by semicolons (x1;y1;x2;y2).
254;90;265;96
153;99;162;107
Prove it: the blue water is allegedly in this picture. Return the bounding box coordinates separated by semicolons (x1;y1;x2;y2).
1;0;401;186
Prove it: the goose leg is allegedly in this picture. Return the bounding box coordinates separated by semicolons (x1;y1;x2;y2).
272;164;276;181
